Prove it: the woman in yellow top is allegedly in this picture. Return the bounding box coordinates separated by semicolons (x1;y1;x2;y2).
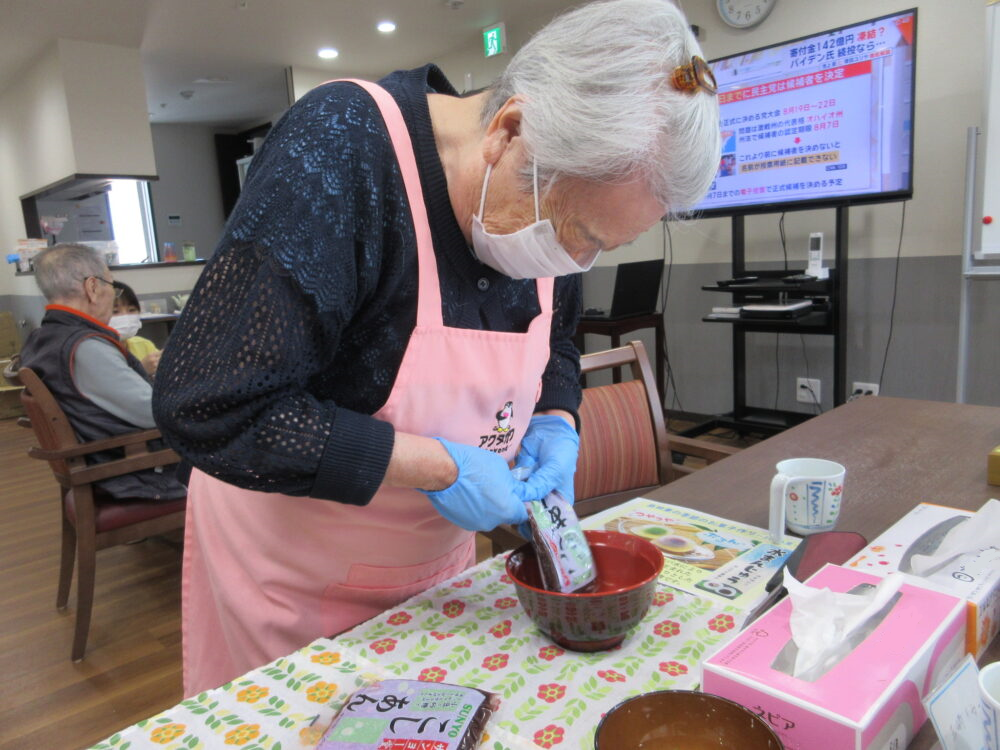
109;282;161;375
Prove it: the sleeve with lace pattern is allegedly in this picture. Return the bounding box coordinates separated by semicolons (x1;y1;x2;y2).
152;82;398;505
536;274;583;428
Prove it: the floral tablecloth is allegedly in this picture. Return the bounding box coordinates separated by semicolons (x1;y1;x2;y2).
90;554;742;750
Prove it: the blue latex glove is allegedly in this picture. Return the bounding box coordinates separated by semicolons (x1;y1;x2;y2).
423;438;530;532
513;414;580;505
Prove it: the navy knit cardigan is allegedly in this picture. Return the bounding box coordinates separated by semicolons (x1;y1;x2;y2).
152;65;582;506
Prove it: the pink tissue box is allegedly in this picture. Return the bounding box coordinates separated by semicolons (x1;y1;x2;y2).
702;564;965;750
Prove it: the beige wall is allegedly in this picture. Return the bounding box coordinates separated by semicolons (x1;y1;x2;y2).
288;66;366;102
60;40;156;177
0;39;160;298
0;44;75;290
3;1;989;323
424;0;997;407
433;1;986;268
293;0;984;272
677;0;983;268
0;44;75;200
149;123;226;259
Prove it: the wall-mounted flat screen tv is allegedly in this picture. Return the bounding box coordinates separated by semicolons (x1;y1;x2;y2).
691;8;916;217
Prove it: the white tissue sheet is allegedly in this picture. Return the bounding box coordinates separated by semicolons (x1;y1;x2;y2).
908;498;1000;576
783;567;904;680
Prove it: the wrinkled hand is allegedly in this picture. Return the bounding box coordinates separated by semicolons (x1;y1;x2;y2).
422;438;530;532
141;350;161;376
513;414;580;504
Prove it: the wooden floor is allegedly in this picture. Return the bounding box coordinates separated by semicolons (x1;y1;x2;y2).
0;413;754;749
0;417;184;750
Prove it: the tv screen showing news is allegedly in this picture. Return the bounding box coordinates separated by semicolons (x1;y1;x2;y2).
692;9;916;216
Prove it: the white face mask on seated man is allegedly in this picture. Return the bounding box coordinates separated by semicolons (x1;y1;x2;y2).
109;313;142;340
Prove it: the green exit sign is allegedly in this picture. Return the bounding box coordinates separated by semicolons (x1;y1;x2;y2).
483;22;506;58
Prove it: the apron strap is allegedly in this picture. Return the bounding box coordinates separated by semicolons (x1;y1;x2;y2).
327;78;443;326
322;79;554;325
536;276;554;315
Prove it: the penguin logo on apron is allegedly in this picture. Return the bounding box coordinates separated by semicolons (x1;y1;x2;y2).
495;401;514;432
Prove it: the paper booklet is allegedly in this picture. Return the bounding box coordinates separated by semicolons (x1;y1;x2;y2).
581;498;799;614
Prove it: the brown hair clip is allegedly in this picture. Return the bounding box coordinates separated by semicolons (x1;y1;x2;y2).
672;56;717;95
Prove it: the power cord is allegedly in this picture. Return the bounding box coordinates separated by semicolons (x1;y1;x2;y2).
799;333;821;414
773;213;788;411
779;212;788;270
798;381;822;411
774;333;780;410
877;201;907;392
661;220;685;420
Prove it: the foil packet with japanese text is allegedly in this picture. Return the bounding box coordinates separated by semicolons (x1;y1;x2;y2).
526;490;597;594
318;678;500;750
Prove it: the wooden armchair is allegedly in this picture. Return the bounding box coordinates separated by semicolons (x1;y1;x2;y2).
485;340;738;553
3;361;186;661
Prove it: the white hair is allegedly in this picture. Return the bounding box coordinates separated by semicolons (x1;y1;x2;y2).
33;243;107;302
483;0;720;216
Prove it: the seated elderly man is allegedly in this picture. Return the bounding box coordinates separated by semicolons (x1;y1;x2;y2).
18;242;185;501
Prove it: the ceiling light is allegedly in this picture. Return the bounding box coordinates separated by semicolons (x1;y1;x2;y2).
377;21;396;33
317;47;339;59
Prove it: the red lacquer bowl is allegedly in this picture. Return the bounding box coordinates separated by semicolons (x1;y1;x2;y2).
506;530;664;652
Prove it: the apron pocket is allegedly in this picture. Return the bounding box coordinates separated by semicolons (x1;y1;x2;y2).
321;537;475;637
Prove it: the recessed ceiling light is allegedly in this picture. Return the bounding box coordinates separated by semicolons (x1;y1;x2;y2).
317;47;339;59
377;20;396;33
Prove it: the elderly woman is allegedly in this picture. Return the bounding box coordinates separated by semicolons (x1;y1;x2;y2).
153;0;719;695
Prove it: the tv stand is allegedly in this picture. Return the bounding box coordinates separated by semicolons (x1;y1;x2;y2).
686;205;848;437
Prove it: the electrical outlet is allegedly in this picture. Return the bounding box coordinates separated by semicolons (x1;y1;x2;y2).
796;377;821;404
852;381;880;396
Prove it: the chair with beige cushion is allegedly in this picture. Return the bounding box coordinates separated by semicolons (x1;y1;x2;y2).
485;340;738;553
3;360;186;661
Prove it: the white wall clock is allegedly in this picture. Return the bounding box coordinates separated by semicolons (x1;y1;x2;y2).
717;0;777;29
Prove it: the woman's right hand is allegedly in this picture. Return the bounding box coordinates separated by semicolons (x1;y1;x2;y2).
420;438;530;532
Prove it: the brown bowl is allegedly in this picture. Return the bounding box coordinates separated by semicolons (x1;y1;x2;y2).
594;690;784;749
506;529;664;652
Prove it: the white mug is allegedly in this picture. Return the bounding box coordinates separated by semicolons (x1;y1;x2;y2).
982;661;1000;750
769;458;846;538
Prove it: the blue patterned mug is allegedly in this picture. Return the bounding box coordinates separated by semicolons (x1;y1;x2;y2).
770;458;846;536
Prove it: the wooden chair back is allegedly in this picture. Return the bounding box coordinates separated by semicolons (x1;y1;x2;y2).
13;365;80;484
4;360;186;661
572;340;673;518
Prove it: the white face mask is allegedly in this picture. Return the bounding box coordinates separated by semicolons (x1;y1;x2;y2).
109;313;141;340
471;159;600;279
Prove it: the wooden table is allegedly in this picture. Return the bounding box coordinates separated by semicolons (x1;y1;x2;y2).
646;395;1000;750
87;396;998;750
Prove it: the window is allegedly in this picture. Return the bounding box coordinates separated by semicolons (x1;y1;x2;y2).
106;179;157;264
24;177;158;265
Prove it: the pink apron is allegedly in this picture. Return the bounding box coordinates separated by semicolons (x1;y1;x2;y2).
181;79;555;697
